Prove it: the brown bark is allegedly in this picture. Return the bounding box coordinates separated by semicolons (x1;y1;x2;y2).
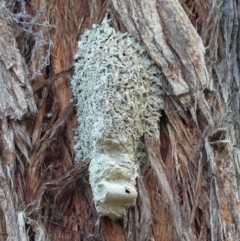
0;0;240;240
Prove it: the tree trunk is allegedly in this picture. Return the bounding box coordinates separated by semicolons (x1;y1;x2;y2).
0;0;239;240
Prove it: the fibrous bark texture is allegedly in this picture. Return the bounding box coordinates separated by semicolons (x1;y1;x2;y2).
0;0;239;241
0;2;36;120
108;0;240;240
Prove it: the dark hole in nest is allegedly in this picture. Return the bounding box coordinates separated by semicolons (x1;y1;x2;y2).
125;189;130;194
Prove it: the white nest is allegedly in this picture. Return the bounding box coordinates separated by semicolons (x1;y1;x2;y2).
71;17;164;219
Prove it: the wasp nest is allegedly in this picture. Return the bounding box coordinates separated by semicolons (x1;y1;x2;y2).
71;17;164;220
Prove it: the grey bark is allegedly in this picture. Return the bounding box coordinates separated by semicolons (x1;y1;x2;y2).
0;0;240;240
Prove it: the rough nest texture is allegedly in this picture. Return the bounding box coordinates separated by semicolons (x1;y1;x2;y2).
71;17;164;219
71;18;164;162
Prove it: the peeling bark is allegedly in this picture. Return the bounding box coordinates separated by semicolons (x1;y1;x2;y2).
0;3;36;120
0;0;240;240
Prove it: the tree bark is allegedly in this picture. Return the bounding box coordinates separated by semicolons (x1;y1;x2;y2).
0;0;240;240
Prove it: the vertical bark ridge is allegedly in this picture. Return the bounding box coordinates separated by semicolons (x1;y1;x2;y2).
1;0;240;240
